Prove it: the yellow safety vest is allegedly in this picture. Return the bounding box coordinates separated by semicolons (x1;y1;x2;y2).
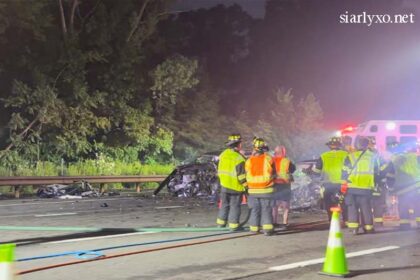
319;150;348;184
347;150;375;190
392;152;420;189
217;149;246;192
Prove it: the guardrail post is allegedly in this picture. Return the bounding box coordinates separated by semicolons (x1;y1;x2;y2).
136;184;142;193
99;183;106;195
14;186;21;199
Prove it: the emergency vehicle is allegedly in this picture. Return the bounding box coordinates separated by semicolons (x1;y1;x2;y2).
337;120;420;223
337;120;420;155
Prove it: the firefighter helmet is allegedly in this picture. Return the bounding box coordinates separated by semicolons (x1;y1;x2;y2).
326;137;342;148
226;133;242;147
253;137;266;151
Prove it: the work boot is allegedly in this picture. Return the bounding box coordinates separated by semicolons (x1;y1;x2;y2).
363;225;375;234
278;224;288;230
229;226;244;232
263;231;273;236
363;228;375;234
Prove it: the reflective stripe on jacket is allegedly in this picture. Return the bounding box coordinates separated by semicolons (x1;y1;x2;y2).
392;152;420;190
344;150;376;190
273;156;291;184
245;153;274;194
218;149;247;192
317;150;348;184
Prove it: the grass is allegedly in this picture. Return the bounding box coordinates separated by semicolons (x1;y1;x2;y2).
0;160;173;196
0;160;174;176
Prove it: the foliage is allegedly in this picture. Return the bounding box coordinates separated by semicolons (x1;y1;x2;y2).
249;88;327;161
0;1;331;168
151;55;199;108
0;159;173;177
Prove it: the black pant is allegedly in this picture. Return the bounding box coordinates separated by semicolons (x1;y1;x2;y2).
248;196;273;233
322;183;342;221
345;193;373;230
217;192;242;229
372;192;386;224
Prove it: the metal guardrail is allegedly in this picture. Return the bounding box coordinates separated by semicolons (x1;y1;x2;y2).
0;175;167;198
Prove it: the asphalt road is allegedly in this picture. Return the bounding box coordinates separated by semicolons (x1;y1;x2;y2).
1;194;419;280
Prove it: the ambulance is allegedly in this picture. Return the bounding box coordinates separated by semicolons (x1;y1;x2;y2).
337;120;420;223
337;120;420;156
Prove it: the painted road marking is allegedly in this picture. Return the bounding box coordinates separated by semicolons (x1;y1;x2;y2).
46;232;154;244
0;197;135;207
155;206;184;209
269;246;400;271
0;206;145;218
35;213;78;217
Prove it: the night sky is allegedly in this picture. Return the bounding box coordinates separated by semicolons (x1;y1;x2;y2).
174;0;420;128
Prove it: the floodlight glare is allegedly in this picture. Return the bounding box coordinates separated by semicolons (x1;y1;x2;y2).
386;122;396;130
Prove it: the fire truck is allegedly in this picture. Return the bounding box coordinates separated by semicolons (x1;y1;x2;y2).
337;120;420;156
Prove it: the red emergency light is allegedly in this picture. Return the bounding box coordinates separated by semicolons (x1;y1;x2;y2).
341;125;355;133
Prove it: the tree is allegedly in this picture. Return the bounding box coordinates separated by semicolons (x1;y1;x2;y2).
0;0;186;164
249;88;327;160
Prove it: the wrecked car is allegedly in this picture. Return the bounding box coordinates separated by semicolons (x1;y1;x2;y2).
153;152;220;198
155;152;321;210
290;160;322;210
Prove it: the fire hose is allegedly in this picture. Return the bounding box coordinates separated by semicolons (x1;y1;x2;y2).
16;220;328;275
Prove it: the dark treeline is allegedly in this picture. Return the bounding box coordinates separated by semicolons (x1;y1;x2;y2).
0;0;410;168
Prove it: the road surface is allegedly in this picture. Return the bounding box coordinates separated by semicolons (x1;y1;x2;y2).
0;194;419;280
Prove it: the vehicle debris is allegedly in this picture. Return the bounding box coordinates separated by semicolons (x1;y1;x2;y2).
155;153;321;210
154;152;219;198
37;181;100;198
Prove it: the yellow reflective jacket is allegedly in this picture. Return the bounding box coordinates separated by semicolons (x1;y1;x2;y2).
344;150;376;190
217;148;247;192
392;152;420;189
315;150;348;184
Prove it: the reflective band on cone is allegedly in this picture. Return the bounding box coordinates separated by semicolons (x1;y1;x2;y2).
0;244;15;280
319;207;349;277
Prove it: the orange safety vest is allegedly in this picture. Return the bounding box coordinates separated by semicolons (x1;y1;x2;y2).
245;153;274;194
273;156;291;184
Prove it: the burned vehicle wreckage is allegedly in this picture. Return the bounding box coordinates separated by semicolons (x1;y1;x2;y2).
153;152;220;199
154;153;322;210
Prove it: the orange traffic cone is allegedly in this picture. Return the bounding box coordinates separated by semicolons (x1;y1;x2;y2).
0;243;15;280
319;207;349;277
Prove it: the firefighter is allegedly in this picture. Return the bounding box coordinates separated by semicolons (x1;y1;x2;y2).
216;134;247;231
272;145;296;228
342;135;356;153
342;137;379;235
245;138;276;236
312;137;348;221
386;142;420;229
368;137;387;226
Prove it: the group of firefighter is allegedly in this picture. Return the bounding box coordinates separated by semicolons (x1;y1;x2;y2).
216;133;420;236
